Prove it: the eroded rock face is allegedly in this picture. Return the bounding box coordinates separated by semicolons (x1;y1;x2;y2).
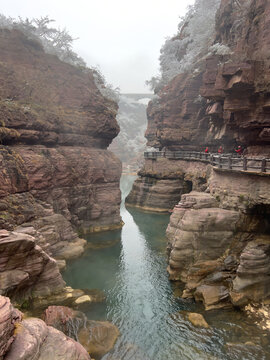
145;0;270;154
146;73;208;150
128;0;270;311
166;192;240;309
126;158;210;211
0;296;91;360
167;188;270;309
167;192;239;279
0;145;122;233
0;28;122;303
0;296;22;358
231;237;270;306
0;28;122;235
0;229;65;303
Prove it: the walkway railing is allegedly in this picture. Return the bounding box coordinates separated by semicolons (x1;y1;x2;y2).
144;151;270;174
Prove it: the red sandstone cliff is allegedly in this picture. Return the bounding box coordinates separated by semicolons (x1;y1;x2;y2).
0;29;122;302
127;0;270;211
127;0;270;310
146;0;270;155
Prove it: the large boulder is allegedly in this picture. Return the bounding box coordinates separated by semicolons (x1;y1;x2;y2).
0;296;90;360
0;296;22;358
44;306;119;359
5;318;91;360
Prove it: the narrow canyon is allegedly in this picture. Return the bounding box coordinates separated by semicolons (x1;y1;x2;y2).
1;0;270;359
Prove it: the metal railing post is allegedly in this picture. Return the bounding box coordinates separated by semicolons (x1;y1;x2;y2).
143;151;269;175
261;159;266;172
218;156;222;169
243;157;247;171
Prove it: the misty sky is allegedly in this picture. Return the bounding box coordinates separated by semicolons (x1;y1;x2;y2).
1;0;194;93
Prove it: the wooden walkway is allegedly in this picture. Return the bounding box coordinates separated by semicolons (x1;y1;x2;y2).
144;151;270;174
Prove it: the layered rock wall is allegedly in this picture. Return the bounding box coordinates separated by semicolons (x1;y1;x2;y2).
145;0;270;154
0;29;122;302
0;29;122;235
167;182;270;309
126;157;210;211
128;0;270;310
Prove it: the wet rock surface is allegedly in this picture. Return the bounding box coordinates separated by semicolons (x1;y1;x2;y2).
0;229;97;310
5;318;91;360
186;312;209;328
0;296;91;360
44;305;119;359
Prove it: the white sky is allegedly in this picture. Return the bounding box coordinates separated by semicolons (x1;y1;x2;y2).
1;0;194;93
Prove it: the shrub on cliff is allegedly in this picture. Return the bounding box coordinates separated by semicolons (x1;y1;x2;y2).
146;0;221;92
0;14;119;102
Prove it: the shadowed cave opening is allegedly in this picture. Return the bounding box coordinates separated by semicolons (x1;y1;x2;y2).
246;204;270;235
184;180;193;193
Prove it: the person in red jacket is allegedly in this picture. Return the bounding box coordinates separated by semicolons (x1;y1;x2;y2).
235;145;243;155
204;147;209;153
218;146;223;154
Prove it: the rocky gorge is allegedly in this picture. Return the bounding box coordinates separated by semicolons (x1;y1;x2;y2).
1;0;270;358
127;0;270;312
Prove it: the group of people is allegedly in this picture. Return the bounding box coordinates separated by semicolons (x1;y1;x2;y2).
204;145;243;155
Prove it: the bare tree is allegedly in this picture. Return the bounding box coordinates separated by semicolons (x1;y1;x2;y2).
146;0;221;92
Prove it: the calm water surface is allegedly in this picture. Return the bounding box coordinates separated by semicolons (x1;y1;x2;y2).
63;175;270;360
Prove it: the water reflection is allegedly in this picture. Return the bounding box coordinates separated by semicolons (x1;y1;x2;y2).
64;175;270;360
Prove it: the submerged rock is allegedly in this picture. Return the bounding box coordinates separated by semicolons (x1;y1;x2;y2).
44;305;119;359
75;295;93;305
186;312;209;328
78;320;119;359
225;342;265;360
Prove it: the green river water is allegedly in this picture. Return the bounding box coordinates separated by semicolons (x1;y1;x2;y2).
63;175;270;360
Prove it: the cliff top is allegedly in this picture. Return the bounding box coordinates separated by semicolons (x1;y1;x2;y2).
0;28;119;148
